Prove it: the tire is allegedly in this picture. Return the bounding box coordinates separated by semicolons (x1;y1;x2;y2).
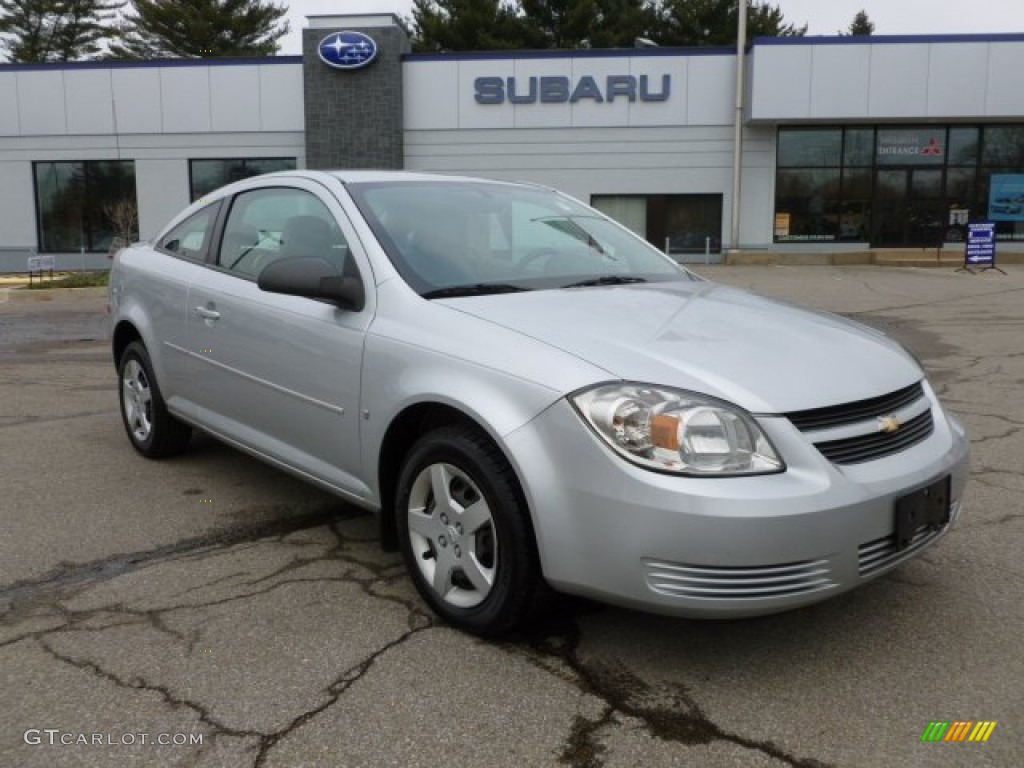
118;341;192;458
396;425;548;636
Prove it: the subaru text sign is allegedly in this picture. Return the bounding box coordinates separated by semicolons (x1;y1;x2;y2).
318;31;378;70
475;74;670;105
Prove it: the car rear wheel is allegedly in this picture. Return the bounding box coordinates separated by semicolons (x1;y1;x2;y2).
118;341;191;458
396;425;547;636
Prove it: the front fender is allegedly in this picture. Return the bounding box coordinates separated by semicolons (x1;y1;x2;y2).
359;334;566;505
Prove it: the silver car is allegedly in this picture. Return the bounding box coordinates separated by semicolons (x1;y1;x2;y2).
109;170;969;636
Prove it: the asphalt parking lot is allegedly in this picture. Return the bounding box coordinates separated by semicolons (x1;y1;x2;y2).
1;265;1021;768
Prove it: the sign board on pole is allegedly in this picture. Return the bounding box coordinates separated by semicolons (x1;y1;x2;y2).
27;255;55;273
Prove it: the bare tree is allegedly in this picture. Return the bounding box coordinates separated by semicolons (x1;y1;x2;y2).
103;197;138;256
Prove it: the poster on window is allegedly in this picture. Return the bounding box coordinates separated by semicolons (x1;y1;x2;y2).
988;174;1024;221
774;213;791;238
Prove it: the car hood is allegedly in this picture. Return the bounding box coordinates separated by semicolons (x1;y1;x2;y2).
439;280;922;414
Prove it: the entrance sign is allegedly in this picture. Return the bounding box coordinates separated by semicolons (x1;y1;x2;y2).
876;128;946;165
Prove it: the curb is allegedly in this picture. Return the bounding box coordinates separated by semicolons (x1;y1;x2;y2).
0;286;108;303
724;250;1024;268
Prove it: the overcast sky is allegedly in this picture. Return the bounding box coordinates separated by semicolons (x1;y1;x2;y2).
280;0;1024;54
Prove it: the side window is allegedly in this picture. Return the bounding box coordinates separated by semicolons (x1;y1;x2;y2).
158;202;220;260
217;187;351;279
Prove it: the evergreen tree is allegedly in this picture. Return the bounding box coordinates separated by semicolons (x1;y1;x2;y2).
110;0;288;59
656;0;806;47
518;0;657;49
53;0;121;59
589;0;658;48
846;9;874;36
0;0;118;62
0;0;52;61
519;0;597;48
411;0;533;52
411;0;803;52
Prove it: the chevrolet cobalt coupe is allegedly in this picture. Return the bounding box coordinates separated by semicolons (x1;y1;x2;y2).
109;171;969;635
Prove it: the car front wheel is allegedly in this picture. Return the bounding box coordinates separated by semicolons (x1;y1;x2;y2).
118;341;192;458
396;425;547;636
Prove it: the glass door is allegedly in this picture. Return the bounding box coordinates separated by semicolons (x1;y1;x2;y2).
871;168;946;247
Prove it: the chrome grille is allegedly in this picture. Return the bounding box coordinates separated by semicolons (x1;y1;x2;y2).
858;498;961;577
814;409;934;465
786;382;924;431
644;558;836;600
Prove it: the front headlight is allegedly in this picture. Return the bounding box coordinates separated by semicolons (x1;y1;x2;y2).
571;383;784;476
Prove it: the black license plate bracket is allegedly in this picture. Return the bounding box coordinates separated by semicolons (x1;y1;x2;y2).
894;475;951;551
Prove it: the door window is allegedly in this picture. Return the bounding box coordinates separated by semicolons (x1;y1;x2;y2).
157;202;220;260
218;188;350;279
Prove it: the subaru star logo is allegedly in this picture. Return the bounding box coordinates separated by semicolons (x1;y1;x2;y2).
318;31;378;70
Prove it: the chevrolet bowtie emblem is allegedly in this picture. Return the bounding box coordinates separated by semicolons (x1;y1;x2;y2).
877;414;903;434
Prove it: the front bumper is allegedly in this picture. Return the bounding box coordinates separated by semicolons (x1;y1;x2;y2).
503;389;970;618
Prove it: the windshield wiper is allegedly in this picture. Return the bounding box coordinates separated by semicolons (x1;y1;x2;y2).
562;276;648;289
422;283;533;299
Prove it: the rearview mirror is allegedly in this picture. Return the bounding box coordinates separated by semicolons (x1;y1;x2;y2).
257;257;365;311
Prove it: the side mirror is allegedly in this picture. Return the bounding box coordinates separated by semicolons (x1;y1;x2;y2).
257;257;365;311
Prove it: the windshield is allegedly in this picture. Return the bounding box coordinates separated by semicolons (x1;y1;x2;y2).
346;180;693;297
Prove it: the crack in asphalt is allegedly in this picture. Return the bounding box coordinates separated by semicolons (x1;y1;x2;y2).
2;515;439;768
252;623;432;767
506;617;834;768
0;505;361;605
843;283;1024;317
0;409;119;429
38;637;264;743
0;509;836;768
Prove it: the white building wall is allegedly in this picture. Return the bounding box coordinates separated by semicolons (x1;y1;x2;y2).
0;62;304;139
0;60;305;262
405;125;775;249
403;52;775;248
404;53;734;131
0;162;37;249
750;38;1024;122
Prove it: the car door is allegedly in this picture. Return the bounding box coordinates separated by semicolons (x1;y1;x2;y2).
183;180;373;499
142;201;222;404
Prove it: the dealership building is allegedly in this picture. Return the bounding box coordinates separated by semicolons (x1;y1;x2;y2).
2;13;1024;273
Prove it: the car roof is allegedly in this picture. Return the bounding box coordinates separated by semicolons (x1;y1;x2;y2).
253;169;537;187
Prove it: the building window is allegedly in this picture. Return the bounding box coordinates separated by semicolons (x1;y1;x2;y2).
33;161;137;254
591;194;722;258
775;169;842;242
775;128;863;243
776;124;1024;246
189;158;297;201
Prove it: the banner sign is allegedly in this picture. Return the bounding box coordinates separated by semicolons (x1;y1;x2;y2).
965;222;996;267
988;174;1024;221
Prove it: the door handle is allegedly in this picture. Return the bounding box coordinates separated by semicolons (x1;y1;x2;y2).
194;306;221;320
